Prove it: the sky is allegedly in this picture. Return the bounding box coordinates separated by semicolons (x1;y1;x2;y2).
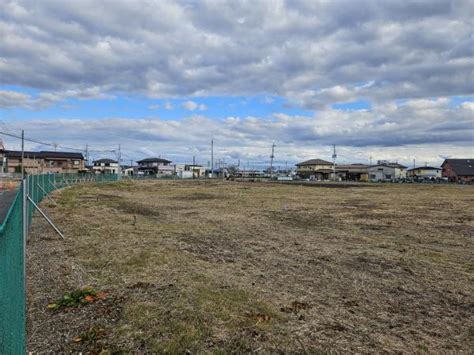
0;0;473;168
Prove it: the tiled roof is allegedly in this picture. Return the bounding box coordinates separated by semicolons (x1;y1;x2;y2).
93;158;118;164
137;157;172;164
1;150;84;160
296;159;332;166
442;159;474;176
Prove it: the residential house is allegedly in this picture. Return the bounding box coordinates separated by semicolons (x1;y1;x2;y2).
368;162;407;182
185;164;206;178
0;149;85;174
0;154;7;174
93;158;119;174
206;168;228;179
441;159;474;183
335;164;369;182
137;157;173;176
296;159;333;180
407;166;442;180
175;164;186;175
121;165;138;176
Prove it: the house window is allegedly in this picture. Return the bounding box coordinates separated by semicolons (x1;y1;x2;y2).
73;160;79;165
385;174;391;179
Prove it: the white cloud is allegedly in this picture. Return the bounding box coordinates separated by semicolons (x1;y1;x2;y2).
0;87;114;109
0;90;31;108
0;0;472;159
148;104;160;110
0;0;471;104
182;100;207;111
1;97;472;167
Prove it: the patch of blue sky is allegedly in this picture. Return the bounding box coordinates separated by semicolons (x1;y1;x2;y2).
0;88;314;121
449;96;474;107
332;100;372;111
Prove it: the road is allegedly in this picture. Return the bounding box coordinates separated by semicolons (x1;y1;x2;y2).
0;189;18;226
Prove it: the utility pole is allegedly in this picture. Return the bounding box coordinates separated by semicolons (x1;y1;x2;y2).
332;144;337;181
0;138;4;174
117;144;122;179
211;139;214;178
270;142;275;179
413;158;416;169
222;159;225;180
85;144;89;166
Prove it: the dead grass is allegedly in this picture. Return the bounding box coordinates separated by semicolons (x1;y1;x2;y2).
27;180;474;352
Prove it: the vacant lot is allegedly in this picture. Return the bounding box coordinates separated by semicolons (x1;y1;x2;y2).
27;180;473;353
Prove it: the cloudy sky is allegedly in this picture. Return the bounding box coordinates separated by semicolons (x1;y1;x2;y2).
0;0;473;168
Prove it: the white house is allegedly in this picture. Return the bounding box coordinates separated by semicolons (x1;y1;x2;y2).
185;164;207;178
92;159;119;174
121;166;137;176
407;166;442;180
368;163;407;182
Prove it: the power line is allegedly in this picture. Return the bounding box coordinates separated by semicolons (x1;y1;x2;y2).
0;130;116;153
0;130;83;151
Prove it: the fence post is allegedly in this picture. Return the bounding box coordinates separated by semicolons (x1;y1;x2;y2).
22;177;27;350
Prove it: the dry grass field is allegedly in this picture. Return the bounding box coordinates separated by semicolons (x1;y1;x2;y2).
27;180;473;353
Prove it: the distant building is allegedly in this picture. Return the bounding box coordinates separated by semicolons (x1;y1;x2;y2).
185;164;206;178
335;164;369;182
0;149;85;174
93;158;119;174
441;159;474;183
295;159;333;180
137;157;173;176
407;166;442;180
175;164;186;175
0;155;7;174
121;165;137;176
206;168;228;179
235;170;265;178
368;163;407;182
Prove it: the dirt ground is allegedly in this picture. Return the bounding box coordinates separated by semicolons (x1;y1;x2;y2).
27;180;474;353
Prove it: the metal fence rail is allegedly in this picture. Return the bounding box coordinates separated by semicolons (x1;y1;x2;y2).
0;173;118;354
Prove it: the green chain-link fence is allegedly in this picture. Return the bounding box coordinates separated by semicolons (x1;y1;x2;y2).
0;173;118;354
